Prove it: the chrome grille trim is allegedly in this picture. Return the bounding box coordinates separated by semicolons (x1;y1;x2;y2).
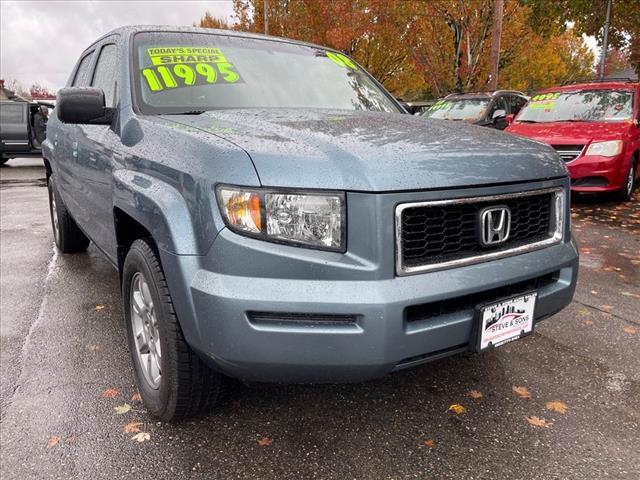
395;187;565;276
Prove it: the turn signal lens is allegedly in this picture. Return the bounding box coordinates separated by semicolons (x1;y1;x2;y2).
218;189;262;234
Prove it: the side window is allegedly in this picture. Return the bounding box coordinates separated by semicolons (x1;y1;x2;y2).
489;96;508;118
91;44;118;107
510;95;527;115
72;52;94;86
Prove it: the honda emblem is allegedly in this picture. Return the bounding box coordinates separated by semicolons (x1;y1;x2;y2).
480;206;511;246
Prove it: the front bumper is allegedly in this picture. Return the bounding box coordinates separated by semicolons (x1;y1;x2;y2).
568;153;628;192
161;234;578;383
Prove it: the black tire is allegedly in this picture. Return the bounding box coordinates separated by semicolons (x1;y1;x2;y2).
614;161;636;202
47;175;90;253
122;238;223;421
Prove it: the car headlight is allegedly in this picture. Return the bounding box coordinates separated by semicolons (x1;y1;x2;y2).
216;186;345;251
584;140;623;157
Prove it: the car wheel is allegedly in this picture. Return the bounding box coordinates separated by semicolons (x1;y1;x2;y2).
615;162;636;202
122;238;223;421
47;175;90;252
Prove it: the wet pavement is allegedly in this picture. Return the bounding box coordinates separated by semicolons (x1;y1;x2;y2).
1;158;638;480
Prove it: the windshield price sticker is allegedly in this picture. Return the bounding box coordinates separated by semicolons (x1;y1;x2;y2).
529;92;560;110
326;51;357;69
141;46;243;93
429;100;450;111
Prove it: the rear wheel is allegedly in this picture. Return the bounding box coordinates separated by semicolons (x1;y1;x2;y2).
615;161;636;202
122;238;223;421
47;175;90;252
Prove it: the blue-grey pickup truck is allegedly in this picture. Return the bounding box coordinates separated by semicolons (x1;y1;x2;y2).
43;26;578;420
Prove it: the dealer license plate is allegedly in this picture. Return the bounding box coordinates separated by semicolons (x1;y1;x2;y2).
476;292;537;352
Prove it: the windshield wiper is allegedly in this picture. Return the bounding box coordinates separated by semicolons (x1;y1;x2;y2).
516;120;538;123
164;110;206;115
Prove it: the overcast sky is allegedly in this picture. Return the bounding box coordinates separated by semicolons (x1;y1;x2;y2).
1;1;600;93
0;0;235;90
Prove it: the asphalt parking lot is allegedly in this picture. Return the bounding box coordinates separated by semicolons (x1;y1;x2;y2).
1;158;638;480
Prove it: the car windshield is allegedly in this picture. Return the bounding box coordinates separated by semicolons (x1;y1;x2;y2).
132;32;401;114
422;98;489;120
517;89;634;123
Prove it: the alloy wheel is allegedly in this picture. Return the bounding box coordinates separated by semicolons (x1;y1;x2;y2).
130;272;162;389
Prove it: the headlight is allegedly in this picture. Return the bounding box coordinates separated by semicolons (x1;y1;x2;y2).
216;186;345;251
584;140;623;157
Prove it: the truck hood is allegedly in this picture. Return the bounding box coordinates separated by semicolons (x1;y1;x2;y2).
507;120;630;146
162;109;566;191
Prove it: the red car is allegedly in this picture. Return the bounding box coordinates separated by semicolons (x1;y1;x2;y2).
506;80;639;201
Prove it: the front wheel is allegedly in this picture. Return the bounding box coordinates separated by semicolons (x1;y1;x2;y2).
122;238;223;421
615;162;636;202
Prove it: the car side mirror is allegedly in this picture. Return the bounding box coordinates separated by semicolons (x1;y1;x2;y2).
492;109;506;121
506;113;515;125
57;87;114;125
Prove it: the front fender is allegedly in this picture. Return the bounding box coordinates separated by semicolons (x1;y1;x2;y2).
113;169;201;255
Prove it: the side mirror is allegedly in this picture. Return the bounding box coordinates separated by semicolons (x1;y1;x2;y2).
506;113;515;125
492;109;507;121
57;87;114;125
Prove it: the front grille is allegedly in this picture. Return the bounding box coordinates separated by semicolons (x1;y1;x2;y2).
405;271;559;323
552;145;584;162
397;189;561;274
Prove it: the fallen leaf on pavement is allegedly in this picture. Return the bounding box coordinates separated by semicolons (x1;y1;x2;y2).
114;403;131;415
448;404;466;415
545;401;568;414
257;437;273;446
600;305;613;311
131;392;142;402
131;432;150;443
621;291;640;300
123;422;143;433
47;435;60;449
86;344;101;352
526;416;553;428
468;390;483;399
623;326;637;335
101;388;119;398
423;439;435;447
512;386;532;400
95;304;106;311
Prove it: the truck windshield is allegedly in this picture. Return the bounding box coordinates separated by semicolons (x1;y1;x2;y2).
422;98;489;121
517;89;634;123
132;32;401;114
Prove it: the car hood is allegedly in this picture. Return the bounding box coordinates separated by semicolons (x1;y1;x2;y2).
161;109;566;191
507;120;630;146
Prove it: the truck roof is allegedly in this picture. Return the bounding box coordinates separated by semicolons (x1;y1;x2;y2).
87;25;330;53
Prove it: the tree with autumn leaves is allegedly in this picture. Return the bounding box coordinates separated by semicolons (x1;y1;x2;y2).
198;0;639;100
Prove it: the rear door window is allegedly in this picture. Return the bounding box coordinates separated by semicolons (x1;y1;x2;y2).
73;52;94;86
91;44;118;107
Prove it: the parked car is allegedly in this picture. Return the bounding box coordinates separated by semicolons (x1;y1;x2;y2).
1;100;53;165
506;79;639;201
44;26;578;420
422;91;528;130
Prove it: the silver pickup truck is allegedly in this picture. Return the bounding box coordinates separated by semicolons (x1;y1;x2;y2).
1;100;53;165
44;26;579;421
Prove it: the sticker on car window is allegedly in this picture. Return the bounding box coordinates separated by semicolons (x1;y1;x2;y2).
141;46;243;93
529;92;560;110
429;100;450;111
326;51;357;70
